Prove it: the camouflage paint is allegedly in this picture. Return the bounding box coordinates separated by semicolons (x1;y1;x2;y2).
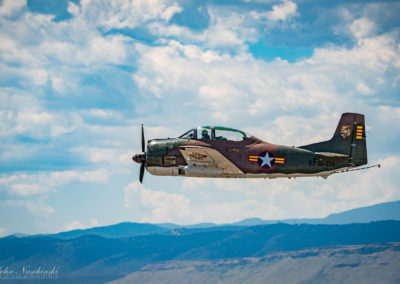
136;113;368;179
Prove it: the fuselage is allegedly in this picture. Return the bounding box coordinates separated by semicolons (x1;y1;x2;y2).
144;136;349;179
132;114;368;181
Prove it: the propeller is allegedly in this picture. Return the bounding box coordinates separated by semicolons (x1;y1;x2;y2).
132;124;147;183
141;123;145;153
139;124;145;183
139;161;145;183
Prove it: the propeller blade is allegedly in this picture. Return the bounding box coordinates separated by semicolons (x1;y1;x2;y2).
139;162;145;183
141;124;145;153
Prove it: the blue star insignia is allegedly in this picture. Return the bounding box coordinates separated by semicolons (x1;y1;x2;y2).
258;151;275;169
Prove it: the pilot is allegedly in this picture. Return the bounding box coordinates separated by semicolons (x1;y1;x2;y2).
201;129;210;139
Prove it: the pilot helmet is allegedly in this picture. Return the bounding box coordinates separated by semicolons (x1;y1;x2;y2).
202;129;208;135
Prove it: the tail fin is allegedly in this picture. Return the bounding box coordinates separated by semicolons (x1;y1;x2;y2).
299;113;367;167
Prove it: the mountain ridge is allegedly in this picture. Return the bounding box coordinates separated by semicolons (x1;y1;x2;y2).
4;200;400;239
1;221;400;283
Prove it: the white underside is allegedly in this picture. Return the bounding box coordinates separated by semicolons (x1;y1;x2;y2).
146;166;351;179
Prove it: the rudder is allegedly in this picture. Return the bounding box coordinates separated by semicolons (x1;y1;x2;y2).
350;113;368;166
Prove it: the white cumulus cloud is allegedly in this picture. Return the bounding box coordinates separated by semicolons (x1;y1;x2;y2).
124;181;191;223
251;0;297;25
73;0;182;31
0;0;26;17
0;169;110;197
6;198;55;217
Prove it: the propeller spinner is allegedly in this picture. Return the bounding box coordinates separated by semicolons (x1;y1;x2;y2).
132;124;146;183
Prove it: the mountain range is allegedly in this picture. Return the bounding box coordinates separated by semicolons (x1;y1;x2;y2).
233;199;400;226
1;200;399;283
1;221;400;283
11;199;399;240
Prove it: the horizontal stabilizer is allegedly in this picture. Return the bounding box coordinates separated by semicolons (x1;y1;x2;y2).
315;152;348;158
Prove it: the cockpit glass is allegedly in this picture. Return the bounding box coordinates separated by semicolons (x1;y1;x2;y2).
179;129;195;139
214;129;246;141
180;127;249;141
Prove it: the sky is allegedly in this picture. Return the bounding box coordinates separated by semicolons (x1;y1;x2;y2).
0;0;399;236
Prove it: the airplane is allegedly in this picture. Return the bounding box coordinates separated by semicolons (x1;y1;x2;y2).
132;112;369;183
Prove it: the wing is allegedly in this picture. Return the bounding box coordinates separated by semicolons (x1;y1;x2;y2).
179;146;243;175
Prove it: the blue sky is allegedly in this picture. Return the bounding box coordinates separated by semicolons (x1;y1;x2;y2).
0;0;400;236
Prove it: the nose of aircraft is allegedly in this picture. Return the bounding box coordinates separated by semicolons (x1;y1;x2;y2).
132;152;146;164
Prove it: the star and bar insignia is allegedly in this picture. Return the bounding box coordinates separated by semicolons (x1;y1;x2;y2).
248;151;285;170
